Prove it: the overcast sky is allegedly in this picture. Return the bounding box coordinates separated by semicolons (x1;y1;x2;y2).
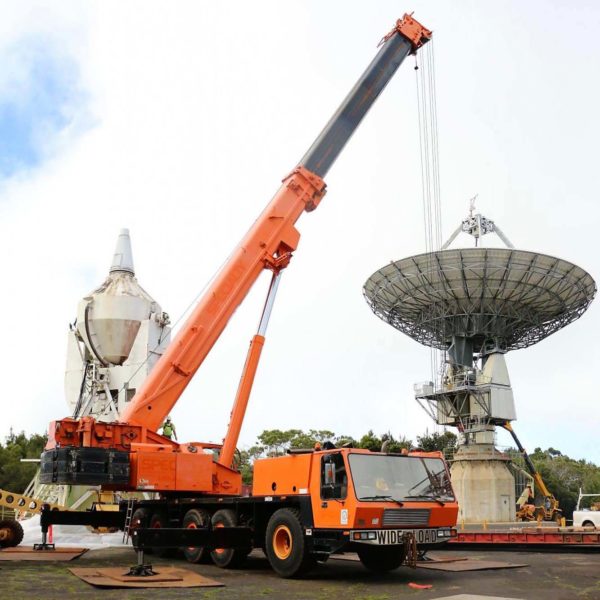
1;1;599;463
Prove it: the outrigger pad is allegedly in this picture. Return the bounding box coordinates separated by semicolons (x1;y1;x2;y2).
0;547;87;561
69;567;223;588
40;447;130;485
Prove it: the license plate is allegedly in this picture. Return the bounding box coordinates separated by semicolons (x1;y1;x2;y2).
353;528;441;545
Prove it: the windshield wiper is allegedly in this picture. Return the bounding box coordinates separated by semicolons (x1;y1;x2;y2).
358;495;404;506
403;494;446;506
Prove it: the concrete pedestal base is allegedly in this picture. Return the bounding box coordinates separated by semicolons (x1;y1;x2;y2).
451;444;516;524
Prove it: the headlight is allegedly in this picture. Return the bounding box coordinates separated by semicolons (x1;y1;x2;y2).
353;531;377;540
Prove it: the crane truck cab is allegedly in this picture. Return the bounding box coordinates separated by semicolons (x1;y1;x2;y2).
252;447;458;576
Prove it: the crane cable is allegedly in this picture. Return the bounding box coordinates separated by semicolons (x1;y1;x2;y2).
415;40;443;401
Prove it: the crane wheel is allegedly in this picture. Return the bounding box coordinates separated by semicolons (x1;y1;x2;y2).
265;508;315;578
0;519;24;548
182;508;211;564
149;511;174;557
210;509;250;568
357;544;406;573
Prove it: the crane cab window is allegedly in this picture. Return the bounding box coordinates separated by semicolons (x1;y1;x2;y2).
321;453;347;500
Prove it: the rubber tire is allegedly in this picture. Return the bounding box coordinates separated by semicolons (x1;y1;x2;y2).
265;508;315;578
0;519;24;548
553;512;563;525
182;508;211;563
149;511;174;557
210;509;249;568
357;544;406;573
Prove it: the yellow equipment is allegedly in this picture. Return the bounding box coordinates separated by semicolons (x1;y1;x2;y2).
0;487;65;548
501;423;563;524
0;487;64;517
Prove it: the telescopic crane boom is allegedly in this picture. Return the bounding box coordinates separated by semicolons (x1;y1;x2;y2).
42;15;432;495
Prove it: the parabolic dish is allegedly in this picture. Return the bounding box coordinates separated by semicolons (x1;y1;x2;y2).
364;248;596;352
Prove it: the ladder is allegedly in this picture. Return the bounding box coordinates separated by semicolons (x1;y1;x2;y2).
122;497;137;544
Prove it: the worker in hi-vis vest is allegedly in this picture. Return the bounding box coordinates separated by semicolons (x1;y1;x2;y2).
161;416;177;440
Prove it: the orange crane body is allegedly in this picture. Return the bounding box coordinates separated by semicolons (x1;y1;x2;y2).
43;15;432;497
38;16;461;578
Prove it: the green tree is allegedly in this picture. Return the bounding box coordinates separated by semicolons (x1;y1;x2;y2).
334;434;358;448
416;429;457;453
257;429;301;456
289;429;335;449
237;445;264;485
381;432;413;453
0;429;48;493
358;430;382;451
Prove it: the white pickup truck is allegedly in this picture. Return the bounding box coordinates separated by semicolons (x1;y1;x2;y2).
573;509;600;528
572;490;600;528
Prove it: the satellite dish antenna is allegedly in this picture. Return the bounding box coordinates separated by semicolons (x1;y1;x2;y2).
363;203;596;523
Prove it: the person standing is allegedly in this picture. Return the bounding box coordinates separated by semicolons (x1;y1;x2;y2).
161;416;177;440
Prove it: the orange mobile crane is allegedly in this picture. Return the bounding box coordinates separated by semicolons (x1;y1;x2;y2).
38;14;458;577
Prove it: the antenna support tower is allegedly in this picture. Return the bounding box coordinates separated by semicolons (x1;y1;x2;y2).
363;204;596;523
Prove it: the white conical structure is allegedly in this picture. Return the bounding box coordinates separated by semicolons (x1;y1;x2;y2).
77;229;155;366
65;230;171;421
110;228;135;274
